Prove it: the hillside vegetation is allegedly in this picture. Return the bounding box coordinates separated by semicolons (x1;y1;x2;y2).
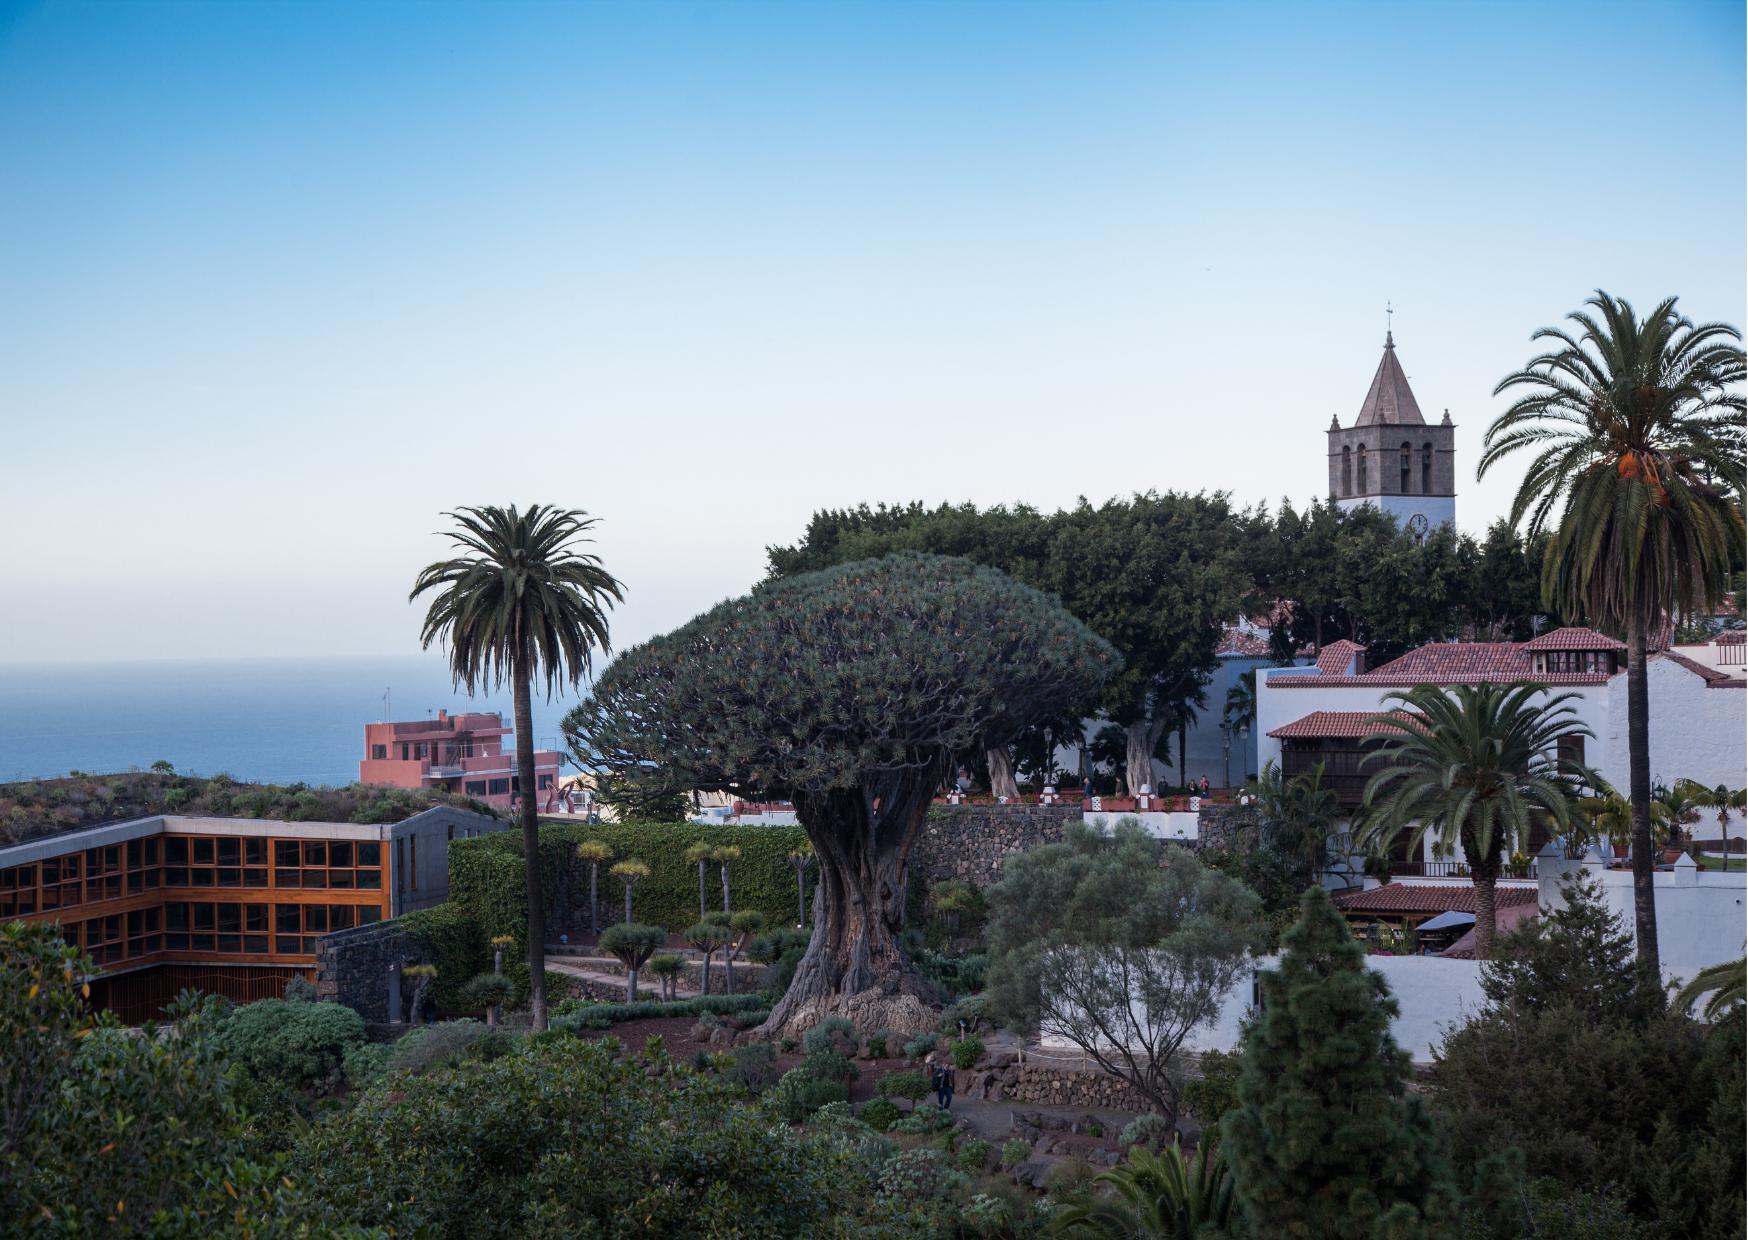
0;768;496;846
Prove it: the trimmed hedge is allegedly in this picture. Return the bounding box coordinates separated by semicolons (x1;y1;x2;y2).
449;820;812;951
549;992;768;1031
400;902;492;1013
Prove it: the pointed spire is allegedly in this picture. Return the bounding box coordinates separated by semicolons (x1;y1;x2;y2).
1354;333;1425;426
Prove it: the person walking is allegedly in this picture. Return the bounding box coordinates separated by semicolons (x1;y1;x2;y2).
932;1062;954;1110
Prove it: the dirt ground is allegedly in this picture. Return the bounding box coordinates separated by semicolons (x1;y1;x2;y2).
574;1017;948;1104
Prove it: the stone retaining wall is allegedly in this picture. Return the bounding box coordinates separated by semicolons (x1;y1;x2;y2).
313;917;419;1022
953;1058;1155;1114
909;802;1259;895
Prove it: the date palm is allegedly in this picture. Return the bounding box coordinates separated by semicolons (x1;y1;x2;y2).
411;504;623;1030
1357;682;1590;958
1678;780;1746;860
1480;292;1744;974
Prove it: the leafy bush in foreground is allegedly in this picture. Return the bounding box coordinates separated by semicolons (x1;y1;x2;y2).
216;996;367;1093
291;1036;854;1240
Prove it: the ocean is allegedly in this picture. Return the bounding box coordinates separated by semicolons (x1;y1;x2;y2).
0;656;585;786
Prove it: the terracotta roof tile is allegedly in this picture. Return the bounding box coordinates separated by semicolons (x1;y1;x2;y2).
1522;627;1626;652
1368;642;1531;679
1654;650;1730;683
1316;640;1368;676
1266;710;1421;739
1332;883;1540;915
1216;629;1274;658
1715;630;1746;646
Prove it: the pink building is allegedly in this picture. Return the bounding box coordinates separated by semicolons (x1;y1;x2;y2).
360;710;564;810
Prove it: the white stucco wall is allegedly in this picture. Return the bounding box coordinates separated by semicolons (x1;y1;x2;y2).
1175;953;1486;1065
1257;659;1744;800
1539;855;1747;982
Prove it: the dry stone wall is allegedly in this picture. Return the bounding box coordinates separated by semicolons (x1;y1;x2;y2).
313;917;418;1023
953;1053;1155;1114
909;802;1259;894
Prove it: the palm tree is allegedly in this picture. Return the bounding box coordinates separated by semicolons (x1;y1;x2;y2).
1251;759;1343;884
786;841;814;927
713;845;742;913
574;840;613;934
1653;781;1705;854
1577;779;1671;859
684;841;714;921
1480;292;1744;975
410;504;623;1031
1677;780;1745;861
1673;953;1745;1021
609;859;649;925
1052;1140;1233;1240
1356;682;1590;958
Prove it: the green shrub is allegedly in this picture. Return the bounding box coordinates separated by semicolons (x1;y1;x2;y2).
938;994;988;1034
550;992;766;1031
1120;1112;1170;1148
902;1032;937;1059
888;1102;954;1134
958;1139;993;1174
343;1041;393;1091
950;1035;985;1070
1001;1139;1030;1169
858;1097;902;1132
876;1147;965;1206
877;1070;931;1106
1183;1047;1243;1129
728;1041;781;1094
803;1014;855;1056
384;1019;500;1074
767;1067;850;1122
293;1035;851;1238
217;998;366;1093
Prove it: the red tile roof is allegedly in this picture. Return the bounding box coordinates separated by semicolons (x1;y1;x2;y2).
1216;628;1274;658
1369;642;1532;679
1716;630;1746;646
1654;650;1731;683
1331;882;1540;915
1440;903;1539;958
1266;710;1422;739
1523;627;1626;652
1316;640;1367;676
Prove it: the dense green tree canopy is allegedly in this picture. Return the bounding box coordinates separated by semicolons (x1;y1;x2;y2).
568;552;1116;799
566;553;1117;1035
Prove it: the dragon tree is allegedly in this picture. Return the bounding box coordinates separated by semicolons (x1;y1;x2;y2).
563;553;1116;1036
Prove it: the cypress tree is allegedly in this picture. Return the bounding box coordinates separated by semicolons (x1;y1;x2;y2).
1222;885;1459;1239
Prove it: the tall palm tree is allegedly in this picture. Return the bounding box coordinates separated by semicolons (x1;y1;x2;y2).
1356;682;1590;958
1480;292;1744;975
410;504;623;1030
1676;779;1744;860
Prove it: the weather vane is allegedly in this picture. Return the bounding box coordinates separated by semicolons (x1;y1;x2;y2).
1386;300;1393;334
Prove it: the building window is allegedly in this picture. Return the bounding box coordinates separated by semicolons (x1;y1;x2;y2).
1556;734;1585;769
1421;443;1433;494
465;780;487;795
396;839;405;894
537;774;553;790
1341;446;1352;496
414;743;428;760
488;778;509;796
1400;442;1411;494
401;743;410;761
372;744;387;760
1357;445;1367;492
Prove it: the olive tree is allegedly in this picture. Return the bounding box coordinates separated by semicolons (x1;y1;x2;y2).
984;817;1259;1127
564;553;1116;1036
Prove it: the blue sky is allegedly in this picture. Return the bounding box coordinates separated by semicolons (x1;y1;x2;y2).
2;0;1742;665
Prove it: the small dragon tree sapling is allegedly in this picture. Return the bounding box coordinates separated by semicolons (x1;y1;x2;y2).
685;915;732;997
726;909;766;997
713;845;742;913
600;923;666;1003
402;963;437;1025
648;953;687;1001
574;842;612;934
610;859;649;925
787;841;814;926
684;841;714;922
563;552;1116;1037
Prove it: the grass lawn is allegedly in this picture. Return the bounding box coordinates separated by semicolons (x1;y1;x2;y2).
1696;854;1746;871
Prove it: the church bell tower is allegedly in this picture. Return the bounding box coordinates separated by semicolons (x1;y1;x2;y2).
1326;332;1456;536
